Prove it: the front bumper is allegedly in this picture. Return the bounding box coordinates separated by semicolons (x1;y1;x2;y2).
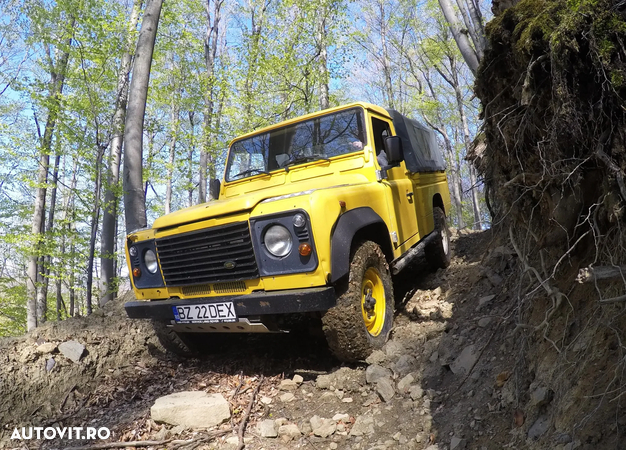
125;286;336;321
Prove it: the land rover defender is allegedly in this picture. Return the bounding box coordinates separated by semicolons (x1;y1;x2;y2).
124;102;451;362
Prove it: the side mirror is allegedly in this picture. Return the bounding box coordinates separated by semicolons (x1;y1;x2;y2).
383;136;403;164
209;178;221;200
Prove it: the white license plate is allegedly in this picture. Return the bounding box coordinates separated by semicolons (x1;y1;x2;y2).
172;302;237;323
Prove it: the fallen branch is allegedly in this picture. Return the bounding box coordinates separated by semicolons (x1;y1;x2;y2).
237;376;264;450
64;439;177;450
169;429;232;450
577;265;626;283
600;294;626;304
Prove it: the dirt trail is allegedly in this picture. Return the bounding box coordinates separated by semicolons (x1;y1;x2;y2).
0;230;605;450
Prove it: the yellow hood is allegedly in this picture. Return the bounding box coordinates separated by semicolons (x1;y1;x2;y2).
152;192;267;229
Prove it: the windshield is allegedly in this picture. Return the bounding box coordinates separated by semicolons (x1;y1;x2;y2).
225;107;366;181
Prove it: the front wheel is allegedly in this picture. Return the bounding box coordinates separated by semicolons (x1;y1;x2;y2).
322;241;394;362
425;207;451;269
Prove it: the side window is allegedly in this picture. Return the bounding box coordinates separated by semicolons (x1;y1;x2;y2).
371;117;391;155
371;117;391;166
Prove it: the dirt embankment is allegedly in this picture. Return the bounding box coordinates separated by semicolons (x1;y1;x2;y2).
472;1;626;448
0;229;621;450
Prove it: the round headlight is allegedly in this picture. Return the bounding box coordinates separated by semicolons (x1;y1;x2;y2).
264;225;293;257
144;249;158;274
129;246;137;257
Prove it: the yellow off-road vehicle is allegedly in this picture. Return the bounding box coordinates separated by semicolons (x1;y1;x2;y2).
125;102;451;361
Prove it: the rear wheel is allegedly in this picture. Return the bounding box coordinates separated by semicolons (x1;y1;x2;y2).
322;241;394;362
425;207;451;269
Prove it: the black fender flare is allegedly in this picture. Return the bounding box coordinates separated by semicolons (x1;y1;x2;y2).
330;207;388;283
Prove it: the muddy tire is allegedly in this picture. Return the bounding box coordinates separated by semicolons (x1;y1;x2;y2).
322;241;394;362
425;207;451;269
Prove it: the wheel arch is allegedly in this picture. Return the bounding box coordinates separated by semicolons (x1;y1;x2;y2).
330;207;393;284
433;193;445;214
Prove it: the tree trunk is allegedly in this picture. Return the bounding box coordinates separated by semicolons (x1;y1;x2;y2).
61;156;78;317
418;62;465;228
165;98;180;215
316;6;329;110
123;0;163;234
36;153;61;323
26;20;74;331
199;0;223;204
243;0;269;128
436;126;464;228
100;0;142;306
438;0;480;75
378;1;394;109
188;111;196;207
448;56;481;228
86;145;104;315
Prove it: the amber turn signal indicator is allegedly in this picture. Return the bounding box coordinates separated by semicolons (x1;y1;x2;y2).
339;200;346;208
299;243;312;256
133;267;141;278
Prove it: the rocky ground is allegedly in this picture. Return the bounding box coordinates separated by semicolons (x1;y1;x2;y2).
0;230;588;450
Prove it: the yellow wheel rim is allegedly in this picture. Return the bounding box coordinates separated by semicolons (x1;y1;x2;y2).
361;267;386;337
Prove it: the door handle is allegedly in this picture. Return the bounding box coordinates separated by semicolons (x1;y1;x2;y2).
406;192;414;200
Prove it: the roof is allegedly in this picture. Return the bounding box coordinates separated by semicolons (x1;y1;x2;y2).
230;102;391;145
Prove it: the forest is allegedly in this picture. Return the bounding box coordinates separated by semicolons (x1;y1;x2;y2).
0;0;488;335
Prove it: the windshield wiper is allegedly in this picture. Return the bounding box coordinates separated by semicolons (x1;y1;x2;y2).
232;168;270;179
284;155;330;171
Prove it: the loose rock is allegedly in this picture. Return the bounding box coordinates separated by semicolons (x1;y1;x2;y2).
393;354;418;376
277;424;301;441
528;415;551;440
366;364;392;384
36;343;57;354
531;385;553;407
376;378;395;402
280;379;298;391
409;385;424;400
450;345;479;376
349;415;375;436
58;340;86;363
151;392;230;429
365;349;386;365
316;374;332;390
258;419;277;438
310;415;336;438
450;436;467;450
397;374;415;394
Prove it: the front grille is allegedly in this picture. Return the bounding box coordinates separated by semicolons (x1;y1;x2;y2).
156;222;258;286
